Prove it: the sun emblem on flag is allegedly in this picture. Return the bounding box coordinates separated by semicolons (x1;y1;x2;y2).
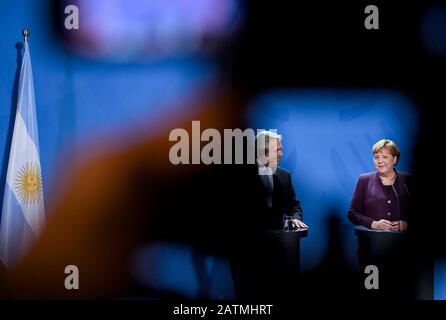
15;162;42;205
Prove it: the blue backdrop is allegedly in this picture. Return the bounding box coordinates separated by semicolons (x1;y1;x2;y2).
246;89;419;271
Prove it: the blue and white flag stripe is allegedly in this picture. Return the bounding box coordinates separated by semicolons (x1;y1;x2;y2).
0;41;45;269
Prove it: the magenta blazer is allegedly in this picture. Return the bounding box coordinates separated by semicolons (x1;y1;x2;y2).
348;170;411;229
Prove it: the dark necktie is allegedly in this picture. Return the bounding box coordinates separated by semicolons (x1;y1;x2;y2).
261;173;273;208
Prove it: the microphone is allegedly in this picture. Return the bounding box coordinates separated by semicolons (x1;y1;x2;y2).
404;184;410;197
391;184;401;232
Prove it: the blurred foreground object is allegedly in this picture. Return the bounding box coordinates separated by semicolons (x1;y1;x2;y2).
0;87;263;299
62;0;243;61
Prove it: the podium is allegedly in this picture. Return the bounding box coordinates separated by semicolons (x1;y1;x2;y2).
263;228;308;274
354;226;410;297
355;226;406;262
231;228;308;299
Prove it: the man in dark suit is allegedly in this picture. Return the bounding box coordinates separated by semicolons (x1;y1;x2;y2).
230;130;307;299
256;130;306;230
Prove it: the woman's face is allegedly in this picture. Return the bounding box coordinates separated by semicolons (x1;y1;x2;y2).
373;147;397;175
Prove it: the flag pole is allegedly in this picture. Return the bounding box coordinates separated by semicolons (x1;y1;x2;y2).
23;28;30;43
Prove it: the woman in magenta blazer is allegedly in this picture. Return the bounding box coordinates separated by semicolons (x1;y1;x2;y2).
348;139;411;231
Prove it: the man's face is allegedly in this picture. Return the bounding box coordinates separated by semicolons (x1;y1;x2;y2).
267;138;283;166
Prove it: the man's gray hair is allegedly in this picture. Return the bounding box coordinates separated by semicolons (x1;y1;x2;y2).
256;130;282;141
256;130;282;156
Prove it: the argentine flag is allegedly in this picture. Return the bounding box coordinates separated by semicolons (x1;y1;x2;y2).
0;41;45;269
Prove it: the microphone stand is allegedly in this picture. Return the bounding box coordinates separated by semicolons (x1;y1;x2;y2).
404;184;410;197
391;184;400;232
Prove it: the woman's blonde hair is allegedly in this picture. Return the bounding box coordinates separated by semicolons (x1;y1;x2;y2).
372;139;400;165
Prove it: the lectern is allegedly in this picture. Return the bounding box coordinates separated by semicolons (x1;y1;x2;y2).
264;228;308;274
354;225;410;298
231;228;308;299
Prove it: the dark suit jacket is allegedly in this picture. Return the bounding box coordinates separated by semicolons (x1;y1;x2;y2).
348;170;411;228
260;166;304;230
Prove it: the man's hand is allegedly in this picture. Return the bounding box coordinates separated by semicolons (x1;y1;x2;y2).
292;219;308;229
371;219;393;230
390;220;408;231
